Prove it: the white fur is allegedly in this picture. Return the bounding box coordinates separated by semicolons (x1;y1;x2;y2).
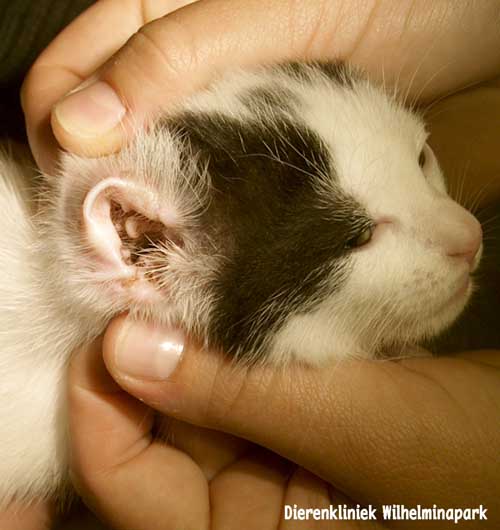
0;154;77;506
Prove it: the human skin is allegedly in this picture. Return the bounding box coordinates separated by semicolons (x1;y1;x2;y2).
6;0;500;528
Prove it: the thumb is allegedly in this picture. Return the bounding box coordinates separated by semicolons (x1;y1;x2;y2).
50;0;347;157
50;0;500;157
103;316;499;510
102;317;367;470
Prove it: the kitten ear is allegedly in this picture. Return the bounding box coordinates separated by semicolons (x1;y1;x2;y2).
82;177;182;303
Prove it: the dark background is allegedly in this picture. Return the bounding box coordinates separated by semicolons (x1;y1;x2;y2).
0;0;94;142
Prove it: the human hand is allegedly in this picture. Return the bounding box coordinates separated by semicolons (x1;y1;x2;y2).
22;0;500;187
66;317;500;529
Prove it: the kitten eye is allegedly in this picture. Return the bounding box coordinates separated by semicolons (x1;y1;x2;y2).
345;225;373;250
418;148;426;168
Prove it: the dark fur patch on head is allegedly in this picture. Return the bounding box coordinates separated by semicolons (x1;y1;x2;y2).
275;61;317;82
276;61;354;87
240;85;298;115
314;61;355;86
165;111;370;358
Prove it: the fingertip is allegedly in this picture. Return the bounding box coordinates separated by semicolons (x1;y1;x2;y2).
101;316;221;425
102;313;130;367
51;81;127;158
51;113;126;158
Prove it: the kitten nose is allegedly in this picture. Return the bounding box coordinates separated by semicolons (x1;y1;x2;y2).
444;207;483;266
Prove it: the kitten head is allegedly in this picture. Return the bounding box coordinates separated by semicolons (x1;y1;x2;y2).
46;62;482;363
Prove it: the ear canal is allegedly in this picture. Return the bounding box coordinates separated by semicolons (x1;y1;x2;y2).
82;177;181;303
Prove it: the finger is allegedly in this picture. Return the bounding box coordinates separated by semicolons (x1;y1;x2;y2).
456;349;500;368
280;468;332;530
281;468;382;530
21;0;197;172
210;449;292;530
50;0;500;157
166;419;251;481
68;337;209;530
103;317;500;510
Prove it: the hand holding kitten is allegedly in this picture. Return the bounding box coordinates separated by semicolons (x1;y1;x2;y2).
10;1;500;529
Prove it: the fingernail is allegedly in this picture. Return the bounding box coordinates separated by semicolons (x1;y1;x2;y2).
54;81;126;137
113;321;184;380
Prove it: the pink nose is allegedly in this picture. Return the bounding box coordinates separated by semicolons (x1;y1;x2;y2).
441;204;483;266
448;232;482;266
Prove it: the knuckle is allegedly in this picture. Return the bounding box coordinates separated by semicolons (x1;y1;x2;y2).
123;19;197;89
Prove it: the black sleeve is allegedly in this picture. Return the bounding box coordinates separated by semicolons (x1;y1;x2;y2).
0;0;95;142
